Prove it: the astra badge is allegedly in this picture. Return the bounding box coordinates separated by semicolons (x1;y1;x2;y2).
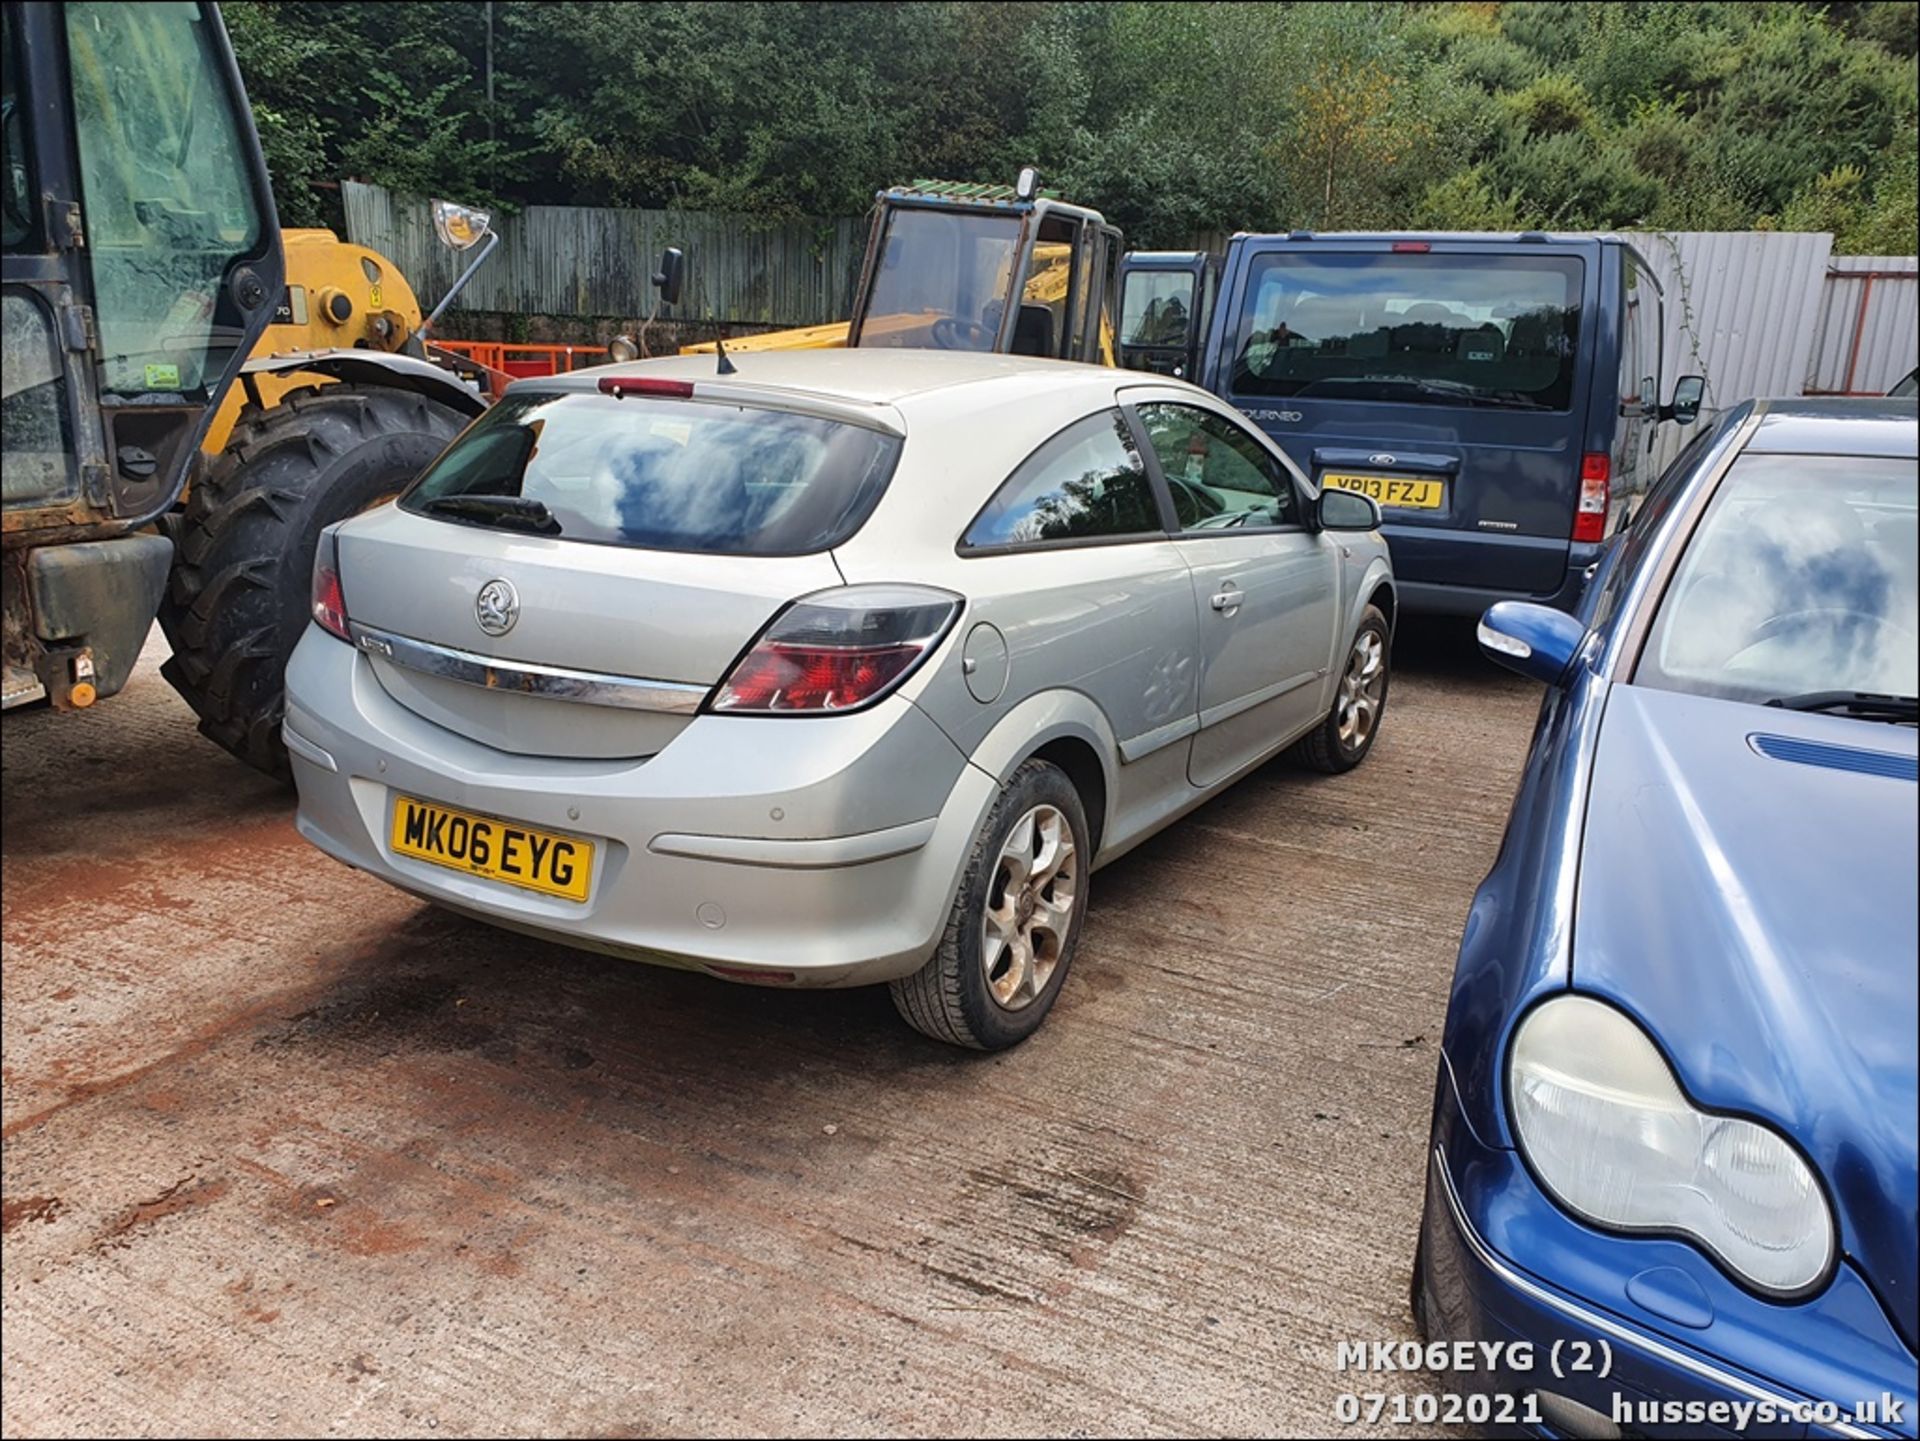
475;578;519;637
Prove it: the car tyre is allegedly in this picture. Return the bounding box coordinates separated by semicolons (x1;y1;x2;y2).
890;758;1090;1051
1288;602;1391;774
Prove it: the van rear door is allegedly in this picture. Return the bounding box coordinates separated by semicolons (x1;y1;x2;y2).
1200;238;1601;603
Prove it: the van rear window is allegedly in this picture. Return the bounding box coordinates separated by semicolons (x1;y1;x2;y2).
400;391;902;556
1228;253;1584;412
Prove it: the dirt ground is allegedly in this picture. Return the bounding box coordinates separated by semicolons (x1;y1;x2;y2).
2;622;1539;1438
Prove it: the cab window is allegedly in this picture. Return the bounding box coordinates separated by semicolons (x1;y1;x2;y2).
1134;401;1302;532
963;409;1162;550
65;0;269;397
1122;272;1195;348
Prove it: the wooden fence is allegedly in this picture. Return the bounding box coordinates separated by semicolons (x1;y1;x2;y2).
342;181;866;328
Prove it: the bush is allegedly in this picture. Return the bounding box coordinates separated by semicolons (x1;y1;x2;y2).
1416;166;1529;229
1446;33;1544;93
1506;71;1594;136
1499;1;1595;66
1495;130;1662;227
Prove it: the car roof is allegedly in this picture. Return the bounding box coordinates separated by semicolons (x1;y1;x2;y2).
1743;396;1919;458
546;348;1122;406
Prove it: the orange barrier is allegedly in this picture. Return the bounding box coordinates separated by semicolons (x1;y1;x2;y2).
431;340;604;398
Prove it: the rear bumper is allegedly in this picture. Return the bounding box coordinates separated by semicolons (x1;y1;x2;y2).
1416;1064;1918;1439
283;627;997;987
1385;527;1603;617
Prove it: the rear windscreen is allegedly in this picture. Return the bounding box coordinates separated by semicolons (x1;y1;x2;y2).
1228;252;1585;412
400;391;902;555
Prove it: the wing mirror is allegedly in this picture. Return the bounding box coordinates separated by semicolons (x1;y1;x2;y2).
431;198;492;251
1660;374;1705;426
1318;486;1381;531
1477;601;1586;686
653;246;685;308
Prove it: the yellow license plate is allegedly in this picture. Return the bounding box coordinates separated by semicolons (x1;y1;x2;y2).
389;796;594;903
1323;473;1446;510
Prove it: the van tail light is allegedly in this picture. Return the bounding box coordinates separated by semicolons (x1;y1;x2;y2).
311;527;351;641
1572;452;1610;543
711;585;962;714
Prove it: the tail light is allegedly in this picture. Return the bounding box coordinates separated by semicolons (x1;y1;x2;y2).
711;585;961;714
1572;452;1610;543
311;527;351;641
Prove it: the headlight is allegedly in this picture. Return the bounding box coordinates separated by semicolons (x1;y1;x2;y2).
1509;995;1833;1295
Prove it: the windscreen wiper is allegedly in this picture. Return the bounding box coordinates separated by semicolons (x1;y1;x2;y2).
1764;690;1919;722
421;494;561;535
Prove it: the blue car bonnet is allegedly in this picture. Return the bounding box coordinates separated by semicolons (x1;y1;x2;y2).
1571;682;1918;1349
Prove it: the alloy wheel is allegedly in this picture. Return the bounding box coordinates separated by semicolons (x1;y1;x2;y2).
981;804;1078;1010
1337;629;1387;749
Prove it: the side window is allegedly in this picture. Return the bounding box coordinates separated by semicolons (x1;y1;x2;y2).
1135;401;1300;532
963;409;1161;549
1;291;77;505
1621;262;1658;412
1633;261;1662;409
1121;271;1196;348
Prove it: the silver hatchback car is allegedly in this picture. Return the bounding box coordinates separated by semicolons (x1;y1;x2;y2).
285;350;1394;1048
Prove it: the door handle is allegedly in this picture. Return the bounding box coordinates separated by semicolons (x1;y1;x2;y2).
1210;587;1241;613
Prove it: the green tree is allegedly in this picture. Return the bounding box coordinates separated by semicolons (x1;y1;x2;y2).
222;0;1919;257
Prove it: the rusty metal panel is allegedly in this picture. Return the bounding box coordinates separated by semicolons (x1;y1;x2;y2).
1808;256;1919;396
343;183;865;329
1630;231;1836;473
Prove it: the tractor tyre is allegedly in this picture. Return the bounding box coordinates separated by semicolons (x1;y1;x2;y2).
159;383;467;781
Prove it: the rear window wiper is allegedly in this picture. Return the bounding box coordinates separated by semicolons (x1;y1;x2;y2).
1764;690;1919;722
420;494;562;535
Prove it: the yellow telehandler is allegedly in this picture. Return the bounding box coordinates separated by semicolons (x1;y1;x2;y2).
159;208;501;776
670;173;1124;365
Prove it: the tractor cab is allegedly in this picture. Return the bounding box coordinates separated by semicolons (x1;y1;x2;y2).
680;171;1122;363
850;175;1120;363
2;0;281;711
1115;250;1219;380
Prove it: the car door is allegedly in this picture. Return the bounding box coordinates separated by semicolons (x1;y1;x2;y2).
1129;394;1337;789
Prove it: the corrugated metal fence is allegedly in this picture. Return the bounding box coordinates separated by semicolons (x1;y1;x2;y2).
1807;256;1919;396
343;182;866;327
1630;230;1838;474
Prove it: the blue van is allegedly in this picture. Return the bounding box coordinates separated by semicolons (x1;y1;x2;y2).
1117;234;1705;615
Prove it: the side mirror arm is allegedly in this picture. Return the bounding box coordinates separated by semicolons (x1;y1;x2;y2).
418;228;502;343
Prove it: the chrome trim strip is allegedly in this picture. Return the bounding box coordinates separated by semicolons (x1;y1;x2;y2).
351;622;708;715
648;818;938;869
280;722;337;773
1431;1148;1877;1438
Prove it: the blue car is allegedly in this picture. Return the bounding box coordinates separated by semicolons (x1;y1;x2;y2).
1416;397;1918;1438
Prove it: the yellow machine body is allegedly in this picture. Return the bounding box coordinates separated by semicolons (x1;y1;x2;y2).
201;229;426;455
